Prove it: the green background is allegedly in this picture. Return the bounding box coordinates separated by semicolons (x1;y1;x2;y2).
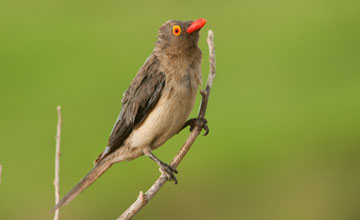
0;0;359;219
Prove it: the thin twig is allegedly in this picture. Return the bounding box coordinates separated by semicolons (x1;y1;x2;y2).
54;106;62;220
0;164;2;184
117;30;216;220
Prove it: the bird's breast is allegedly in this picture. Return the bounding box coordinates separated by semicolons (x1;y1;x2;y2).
125;68;201;150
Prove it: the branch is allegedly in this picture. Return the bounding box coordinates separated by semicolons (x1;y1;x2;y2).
117;30;216;220
54;106;62;220
0;164;2;184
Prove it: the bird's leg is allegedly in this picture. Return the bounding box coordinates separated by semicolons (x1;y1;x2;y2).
178;118;209;136
143;148;178;184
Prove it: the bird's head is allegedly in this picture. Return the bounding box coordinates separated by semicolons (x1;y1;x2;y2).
156;19;207;53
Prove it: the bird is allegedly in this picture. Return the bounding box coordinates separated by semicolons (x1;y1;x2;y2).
53;18;208;210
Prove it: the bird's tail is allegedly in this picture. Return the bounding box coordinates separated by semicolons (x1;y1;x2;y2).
52;160;113;211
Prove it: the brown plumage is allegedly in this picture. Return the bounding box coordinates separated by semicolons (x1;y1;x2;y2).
53;18;207;210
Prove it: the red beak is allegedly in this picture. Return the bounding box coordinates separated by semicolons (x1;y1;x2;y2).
186;18;207;34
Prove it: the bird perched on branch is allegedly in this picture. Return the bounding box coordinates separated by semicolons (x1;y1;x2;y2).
54;18;208;210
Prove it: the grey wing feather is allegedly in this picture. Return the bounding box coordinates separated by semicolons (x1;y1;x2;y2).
95;54;165;163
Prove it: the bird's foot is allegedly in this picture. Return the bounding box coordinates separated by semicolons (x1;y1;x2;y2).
179;118;209;136
159;161;178;184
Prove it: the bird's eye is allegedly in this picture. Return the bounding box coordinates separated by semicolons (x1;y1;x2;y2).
172;25;181;36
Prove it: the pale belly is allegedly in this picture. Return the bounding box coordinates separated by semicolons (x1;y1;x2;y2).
125;84;197;150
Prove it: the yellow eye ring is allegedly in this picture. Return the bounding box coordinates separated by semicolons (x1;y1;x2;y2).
172;25;181;36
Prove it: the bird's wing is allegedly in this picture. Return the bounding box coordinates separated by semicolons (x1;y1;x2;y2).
95;54;165;163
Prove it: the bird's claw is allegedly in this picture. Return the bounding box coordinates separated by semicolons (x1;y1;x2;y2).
159;162;178;184
180;118;209;136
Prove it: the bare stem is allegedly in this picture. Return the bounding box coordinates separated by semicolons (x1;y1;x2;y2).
117;30;216;220
54;106;62;220
0;164;2;184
